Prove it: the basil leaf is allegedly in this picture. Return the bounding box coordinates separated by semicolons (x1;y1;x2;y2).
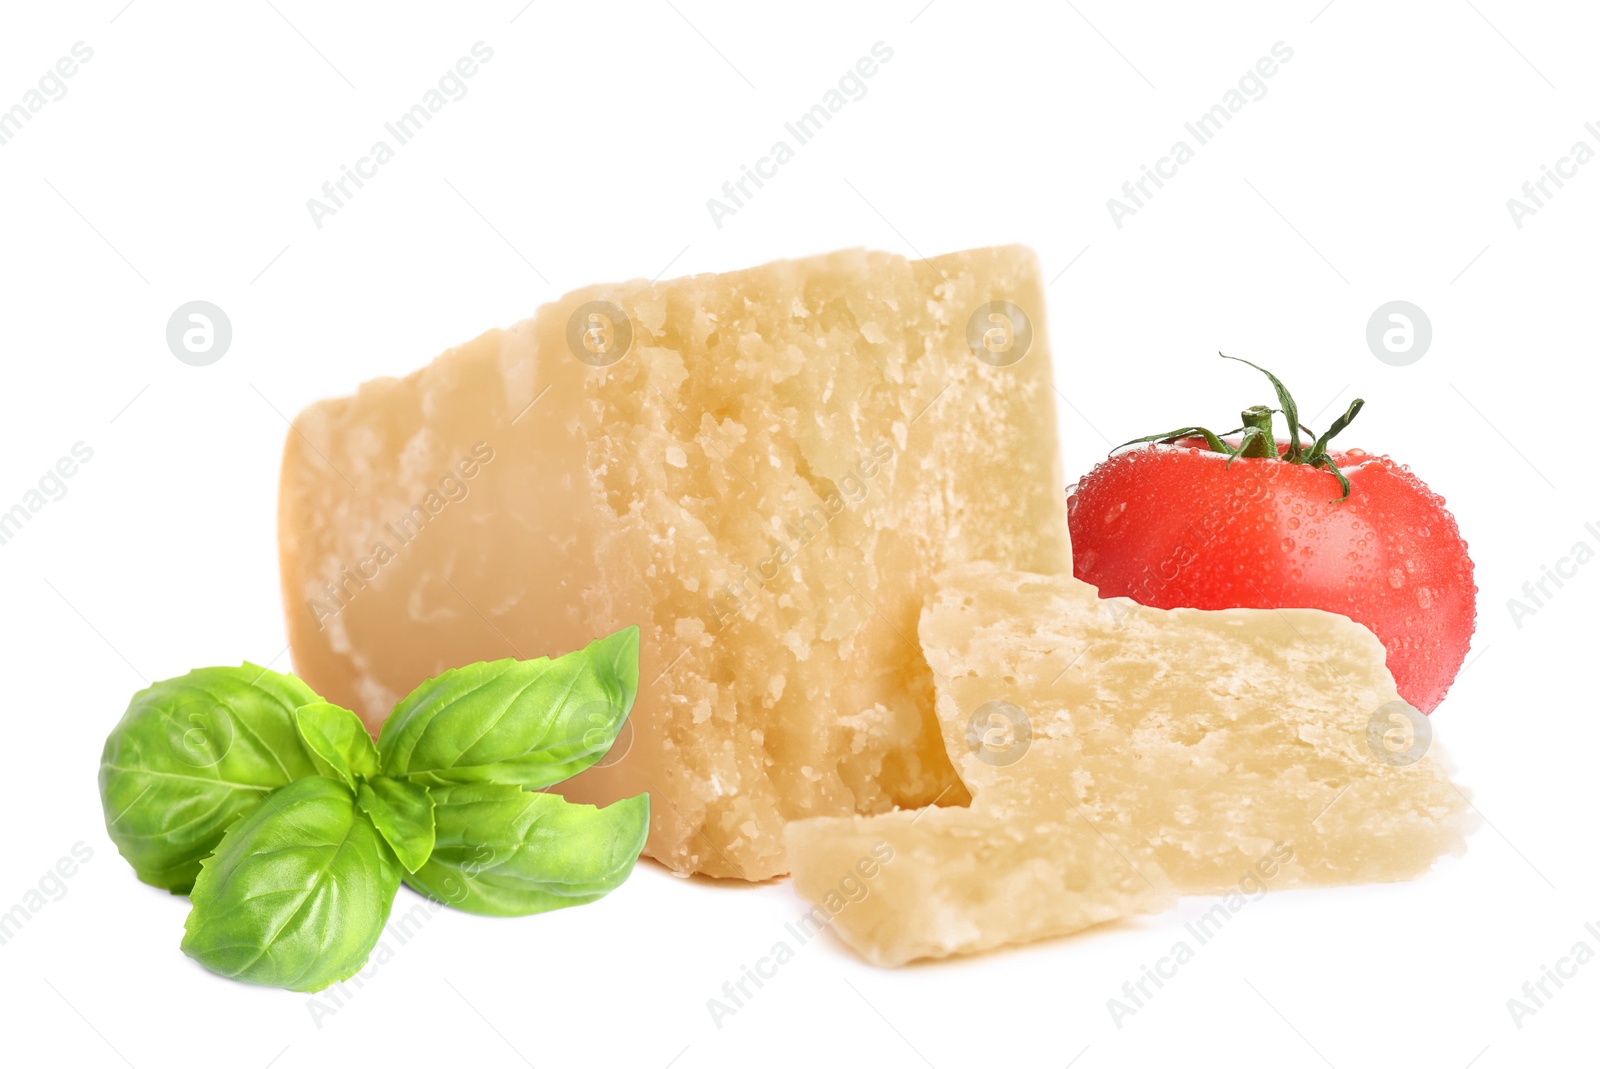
180;776;402;992
98;664;322;893
406;784;648;916
378;625;639;789
294;702;379;787
356;777;435;873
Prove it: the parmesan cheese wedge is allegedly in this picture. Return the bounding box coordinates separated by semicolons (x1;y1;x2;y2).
784;563;1474;964
279;246;1068;880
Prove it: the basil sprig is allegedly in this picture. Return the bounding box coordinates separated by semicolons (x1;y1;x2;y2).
98;664;323;893
181;776;403;992
97;626;649;992
294;701;380;785
378;625;639;789
407;784;649;916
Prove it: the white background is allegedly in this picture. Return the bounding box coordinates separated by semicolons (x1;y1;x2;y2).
1;1;1595;1066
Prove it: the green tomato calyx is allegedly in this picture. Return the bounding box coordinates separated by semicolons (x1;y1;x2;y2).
1110;353;1366;502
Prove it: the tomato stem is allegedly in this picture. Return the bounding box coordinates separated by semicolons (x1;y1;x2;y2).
1109;355;1367;502
1236;406;1277;458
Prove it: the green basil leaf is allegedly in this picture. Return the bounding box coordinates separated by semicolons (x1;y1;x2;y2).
98;664;322;893
356;777;435;873
294;702;379;787
378;625;639;789
181;777;402;992
406;784;648;917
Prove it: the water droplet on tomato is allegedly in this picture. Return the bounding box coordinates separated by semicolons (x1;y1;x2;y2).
1281;537;1295;553
1287;517;1300;530
1388;568;1405;589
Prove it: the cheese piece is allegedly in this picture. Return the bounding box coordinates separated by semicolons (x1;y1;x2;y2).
784;563;1474;963
279;246;1069;880
785;806;1176;967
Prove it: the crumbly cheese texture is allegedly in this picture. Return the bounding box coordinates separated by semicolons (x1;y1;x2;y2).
785;805;1176;967
784;563;1474;964
279;246;1068;880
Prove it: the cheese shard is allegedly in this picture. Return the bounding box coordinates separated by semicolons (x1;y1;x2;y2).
278;246;1069;880
786;807;1175;967
784;563;1474;964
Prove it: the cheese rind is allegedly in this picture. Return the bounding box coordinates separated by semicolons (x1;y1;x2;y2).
279;246;1068;880
784;563;1474;963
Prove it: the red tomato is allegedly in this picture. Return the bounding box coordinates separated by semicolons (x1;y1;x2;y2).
1067;441;1476;713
